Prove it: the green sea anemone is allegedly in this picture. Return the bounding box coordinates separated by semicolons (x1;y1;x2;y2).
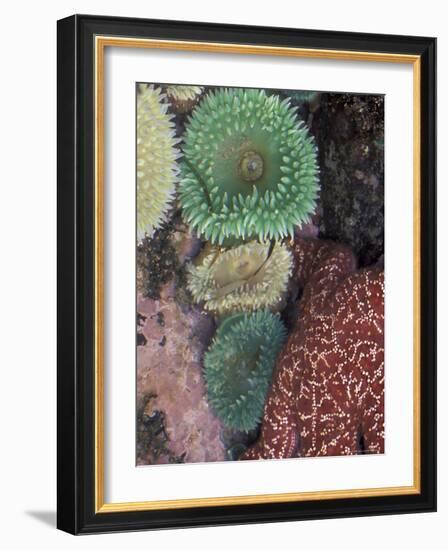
180;88;319;244
137;84;181;240
204;311;286;432
187;241;292;315
288;90;319;104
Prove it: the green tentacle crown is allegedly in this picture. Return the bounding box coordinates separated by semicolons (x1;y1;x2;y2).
179;88;319;244
204;311;286;432
187;240;292;315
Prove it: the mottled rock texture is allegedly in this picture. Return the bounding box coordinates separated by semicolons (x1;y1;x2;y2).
313;93;384;267
137;287;226;465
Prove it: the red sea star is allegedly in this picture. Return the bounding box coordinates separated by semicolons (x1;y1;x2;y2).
241;238;384;460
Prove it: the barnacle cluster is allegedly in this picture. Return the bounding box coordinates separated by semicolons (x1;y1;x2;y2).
137;84;181;240
204;311;286;432
187;241;292;315
179;88;319;244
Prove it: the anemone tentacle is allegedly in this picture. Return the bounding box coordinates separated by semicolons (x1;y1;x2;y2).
204;311;286;432
288;90;319;104
137;84;182;240
187;240;292;315
165;85;203;102
179;88;319;244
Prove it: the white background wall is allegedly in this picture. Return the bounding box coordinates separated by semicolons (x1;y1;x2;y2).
0;0;444;547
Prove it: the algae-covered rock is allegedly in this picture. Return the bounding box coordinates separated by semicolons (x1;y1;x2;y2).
136;289;226;465
313;93;384;266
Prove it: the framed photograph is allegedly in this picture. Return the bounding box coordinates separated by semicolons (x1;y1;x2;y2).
57;14;436;534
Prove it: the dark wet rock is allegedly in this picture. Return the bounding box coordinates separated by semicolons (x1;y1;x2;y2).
136;394;186;465
137;209;195;308
159;335;167;347
221;426;260;461
137;312;146;326
137;224;178;300
137;332;147;347
312;93;384;267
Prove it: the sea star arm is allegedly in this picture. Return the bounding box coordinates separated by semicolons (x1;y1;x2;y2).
294;238;357;317
296;268;385;456
241;350;300;460
241;239;357;460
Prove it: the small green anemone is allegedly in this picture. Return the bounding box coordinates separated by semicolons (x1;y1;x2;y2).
204;311;286;432
288;90;319;104
187;241;292;315
180;88;319;244
137;84;181;240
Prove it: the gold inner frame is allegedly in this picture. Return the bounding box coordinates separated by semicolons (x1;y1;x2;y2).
94;36;421;514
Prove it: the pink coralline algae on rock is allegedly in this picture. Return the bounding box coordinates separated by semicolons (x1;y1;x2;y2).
137;285;226;465
241;237;384;460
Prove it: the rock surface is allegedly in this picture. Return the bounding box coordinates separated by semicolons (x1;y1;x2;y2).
137;287;226;465
312;93;384;267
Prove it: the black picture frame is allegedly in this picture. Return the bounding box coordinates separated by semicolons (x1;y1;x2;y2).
57;14;436;534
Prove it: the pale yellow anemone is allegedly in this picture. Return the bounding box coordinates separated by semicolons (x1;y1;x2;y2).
137;84;181;240
187;241;292;315
165;85;203;102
